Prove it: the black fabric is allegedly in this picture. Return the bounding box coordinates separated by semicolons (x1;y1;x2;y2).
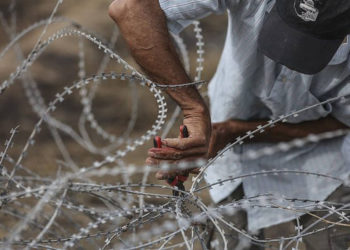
277;0;350;39
258;6;343;75
258;0;350;74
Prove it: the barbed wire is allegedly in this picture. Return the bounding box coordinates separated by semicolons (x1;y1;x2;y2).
0;1;349;249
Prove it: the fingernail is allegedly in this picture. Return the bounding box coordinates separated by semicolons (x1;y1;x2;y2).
161;140;167;146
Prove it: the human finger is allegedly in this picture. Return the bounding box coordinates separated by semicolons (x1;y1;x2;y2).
148;146;207;160
162;136;207;150
155;166;201;180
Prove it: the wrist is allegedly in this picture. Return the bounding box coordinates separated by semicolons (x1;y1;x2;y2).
178;91;209;115
183;101;210;122
166;84;207;111
227;120;252;137
184;100;208;114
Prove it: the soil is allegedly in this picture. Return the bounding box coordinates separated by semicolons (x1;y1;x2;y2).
0;1;228;248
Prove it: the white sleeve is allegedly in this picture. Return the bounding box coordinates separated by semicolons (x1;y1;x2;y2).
159;0;235;34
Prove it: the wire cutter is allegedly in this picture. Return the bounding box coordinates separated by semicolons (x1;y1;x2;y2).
153;125;189;196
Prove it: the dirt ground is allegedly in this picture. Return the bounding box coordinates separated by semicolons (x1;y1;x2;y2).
0;0;226;171
0;0;228;248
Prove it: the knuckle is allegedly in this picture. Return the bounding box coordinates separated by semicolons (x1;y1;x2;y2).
145;158;156;165
178;142;186;150
155;153;163;159
198;137;207;145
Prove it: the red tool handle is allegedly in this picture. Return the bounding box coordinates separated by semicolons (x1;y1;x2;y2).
180;125;189;138
169;125;189;186
153;136;162;148
153;126;189;187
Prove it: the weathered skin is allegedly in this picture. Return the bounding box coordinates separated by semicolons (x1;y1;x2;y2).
108;0;211;179
108;0;348;179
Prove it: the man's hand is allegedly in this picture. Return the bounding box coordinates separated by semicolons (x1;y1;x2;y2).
208;117;349;159
147;107;211;180
208;120;244;159
109;0;211;180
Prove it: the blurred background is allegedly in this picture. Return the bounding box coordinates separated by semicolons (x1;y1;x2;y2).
0;0;226;169
0;0;228;244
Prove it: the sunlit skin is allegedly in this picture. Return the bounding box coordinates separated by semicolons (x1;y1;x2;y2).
109;0;349;180
108;0;211;179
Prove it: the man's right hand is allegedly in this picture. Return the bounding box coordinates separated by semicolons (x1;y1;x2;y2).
147;105;211;180
109;0;211;179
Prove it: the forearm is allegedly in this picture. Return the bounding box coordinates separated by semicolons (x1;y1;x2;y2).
232;117;348;143
108;0;207;112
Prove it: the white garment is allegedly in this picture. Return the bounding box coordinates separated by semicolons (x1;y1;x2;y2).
159;0;350;232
